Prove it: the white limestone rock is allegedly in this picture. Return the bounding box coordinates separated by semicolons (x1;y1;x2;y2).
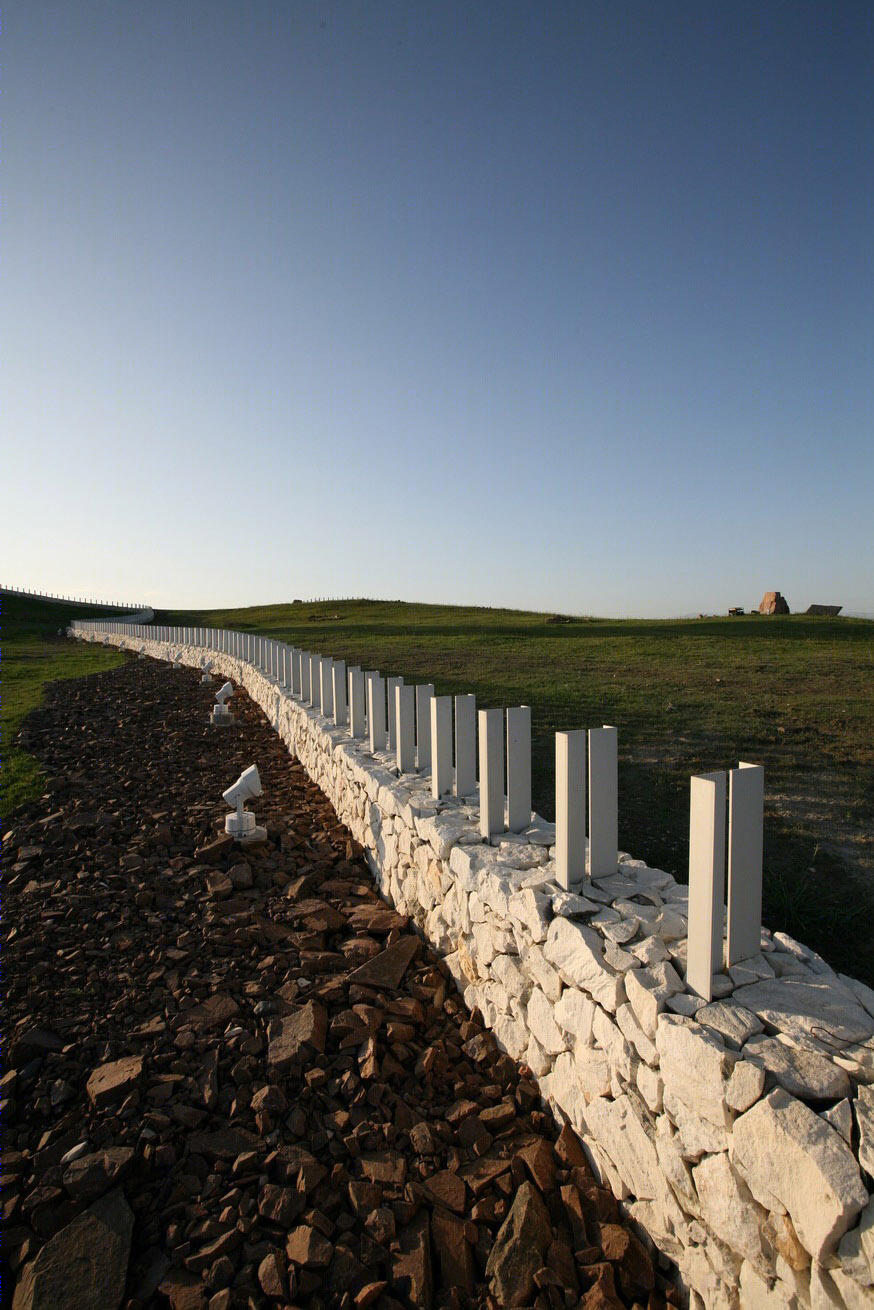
636;1062;664;1114
743;1034;852;1102
616;1002;659;1066
521;943;563;1003
693;1151;767;1265
841;975;874;1025
725;1059;767;1113
838;1196;874;1288
543;917;624;1012
822;1098;854;1146
507;887;552;943
540;1050;587;1130
730;1088;869;1262
696;1001;763;1051
829;1268;874;1308
491;1012;528;1061
553;987;595;1044
603;939;640;972
626;962;685;1038
583;1092;660;1201
550;890;599;916
593;1006;635;1081
631;934;671;965
526;986;568;1055
573;1043;612;1102
732;977;874;1046
856;1084;874;1177
654;1115;699;1213
666;991;705;1017
490;952;528;1000
663;1087;730;1158
656;1013;735;1129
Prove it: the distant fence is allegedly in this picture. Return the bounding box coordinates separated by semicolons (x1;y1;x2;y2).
2;584;151;612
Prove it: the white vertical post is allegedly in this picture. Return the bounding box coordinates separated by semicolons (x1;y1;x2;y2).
687;771;727;1001
727;763;764;966
320;656;334;717
349;667;365;738
479;708;505;839
310;654;321;709
506;706;532;832
367;674;386;753
292;648;301;695
454;694;476;798
332;660;347;726
431;696;453;799
588;725;619;877
415;683;434;771
300;651;311;702
387;676;404;752
556;731;586;888
396;684;416;773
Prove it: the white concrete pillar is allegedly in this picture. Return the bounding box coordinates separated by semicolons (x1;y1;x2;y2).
687;771;727;1002
349;667;365;738
387;676;404;752
506;706;532;832
454;694;476;798
556;730;586;889
292;648;301;696
396;683;416;773
479;708;504;839
727;762;764;966
332;659;347;726
300;651;311;702
431;695;453;799
588;725;618;878
367;673;386;753
320;656;334;717
309;654;321;709
415;683;434;770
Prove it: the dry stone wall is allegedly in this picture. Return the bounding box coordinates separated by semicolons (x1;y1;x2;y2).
77;630;874;1309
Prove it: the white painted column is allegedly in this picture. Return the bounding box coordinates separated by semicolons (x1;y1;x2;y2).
367;673;386;753
332;659;347;726
300;651;311;702
506;705;532;832
588;725;619;877
387;676;404;752
292;648;301;696
396;683;416;773
454;694;477;798
479;708;505;839
556;730;586;889
310;654;321;709
431;696;453;799
349;667;366;738
687;771;727;1001
320;656;334;717
727;762;764;966
415;683;434;771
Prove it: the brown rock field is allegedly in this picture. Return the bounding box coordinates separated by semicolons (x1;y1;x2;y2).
3;656;682;1309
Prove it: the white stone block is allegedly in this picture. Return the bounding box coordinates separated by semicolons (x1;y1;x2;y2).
687;771;727;1001
479;707;504;839
300;651;311;702
396;683;416;773
431;695;453;799
387;676;403;751
556;730;586;888
454;693;476;797
348;667;365;738
332;659;347;726
320;656;334;717
415;683;434;770
588;725;618;877
310;653;321;708
727;762;764;966
506;706;532;833
367;673;386;753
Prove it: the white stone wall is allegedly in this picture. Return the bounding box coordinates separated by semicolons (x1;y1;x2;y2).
78;632;874;1309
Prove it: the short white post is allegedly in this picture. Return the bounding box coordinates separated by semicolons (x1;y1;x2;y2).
556;731;586;888
292;648;301;696
588;725;618;877
431;695;453;799
320;656;334;717
280;644;289;687
310;654;321;709
332;659;347;726
687;771;727;1001
727;763;764;966
506;705;532;832
415;683;434;770
387;676;404;752
454;694;476;798
396;683;416;773
348;667;365;738
479;708;505;839
300;651;311;702
367;673;386;753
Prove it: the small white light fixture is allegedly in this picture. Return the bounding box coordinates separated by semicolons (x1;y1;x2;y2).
223;764;266;843
172;650;183;668
201;659;214;684
138;643;146;660
211;681;235;726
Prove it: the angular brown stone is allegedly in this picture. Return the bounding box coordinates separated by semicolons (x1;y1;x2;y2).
431;1210;476;1296
392;1211;432;1309
598;1223;654;1298
286;1224;333;1267
421;1169;466;1214
258;1249;288;1298
62;1147;135;1202
183;993;241;1033
267;1002;328;1073
346;934;420;989
359;1150;407;1186
485;1180;553;1307
12;1187;133;1310
85;1056;144;1109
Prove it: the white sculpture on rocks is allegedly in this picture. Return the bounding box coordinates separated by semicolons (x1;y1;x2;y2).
223;765;266;843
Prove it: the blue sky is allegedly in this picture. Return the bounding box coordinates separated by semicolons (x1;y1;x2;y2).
5;2;872;616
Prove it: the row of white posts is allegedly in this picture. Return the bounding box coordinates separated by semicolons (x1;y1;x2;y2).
70;620;765;996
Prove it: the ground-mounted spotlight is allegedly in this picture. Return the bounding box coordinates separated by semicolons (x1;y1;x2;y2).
138;643;147;660
172;650;183;668
211;681;235;726
201;659;214;685
223;765;266;843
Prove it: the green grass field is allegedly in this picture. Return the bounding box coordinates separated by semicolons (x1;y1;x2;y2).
1;593;125;819
5;592;873;982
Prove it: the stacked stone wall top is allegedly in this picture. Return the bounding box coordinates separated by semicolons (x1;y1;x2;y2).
79;630;874;1309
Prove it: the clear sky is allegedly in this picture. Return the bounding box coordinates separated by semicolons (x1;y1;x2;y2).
5;2;872;616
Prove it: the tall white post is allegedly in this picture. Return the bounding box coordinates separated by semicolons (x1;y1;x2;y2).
431;696;453;799
349;667;366;738
415;683;434;771
310;654;321;709
479;708;505;839
292;648;301;696
506;706;532;832
727;763;764;966
320;656;334;717
588;725;618;877
454;694;476;798
387;676;404;752
556;731;587;888
367;674;386;753
687;771;727;1001
332;660;347;726
300;652;311;702
396;684;416;773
